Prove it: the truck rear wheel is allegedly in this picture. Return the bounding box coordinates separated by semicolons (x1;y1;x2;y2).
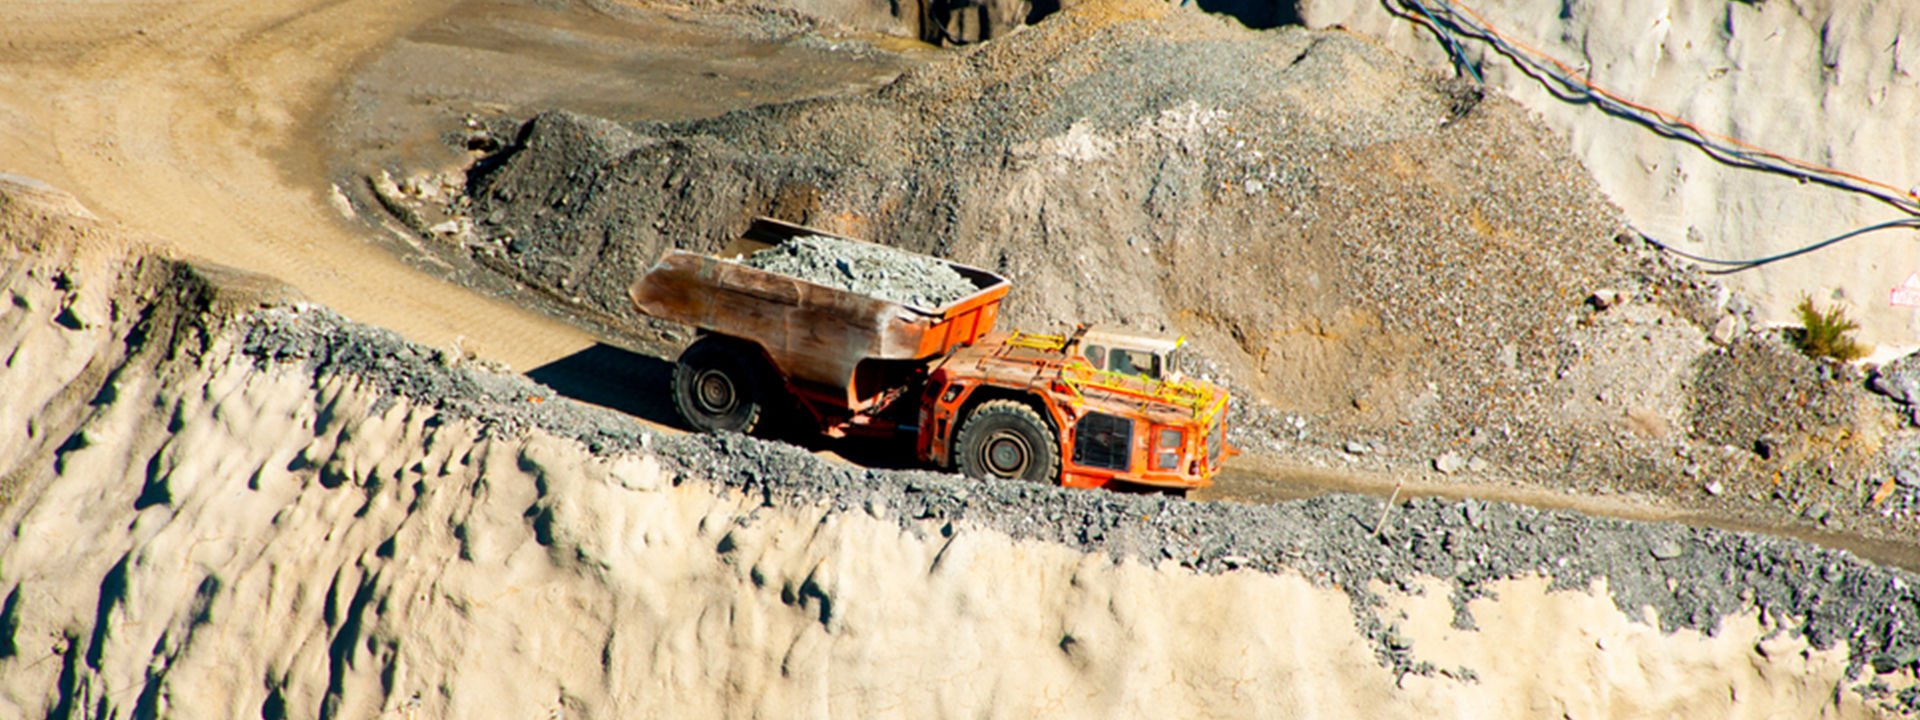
956;400;1058;484
673;338;765;434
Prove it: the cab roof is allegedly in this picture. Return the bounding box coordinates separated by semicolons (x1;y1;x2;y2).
1079;326;1185;354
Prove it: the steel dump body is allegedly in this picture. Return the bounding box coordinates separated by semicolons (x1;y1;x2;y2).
630;218;1010;415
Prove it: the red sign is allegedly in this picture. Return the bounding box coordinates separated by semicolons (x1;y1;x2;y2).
1894;273;1920;308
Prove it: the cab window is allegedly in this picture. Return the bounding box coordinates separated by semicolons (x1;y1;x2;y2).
1108;347;1160;380
1083;344;1106;370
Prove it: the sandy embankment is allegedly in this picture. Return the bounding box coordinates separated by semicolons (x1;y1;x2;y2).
0;180;1897;718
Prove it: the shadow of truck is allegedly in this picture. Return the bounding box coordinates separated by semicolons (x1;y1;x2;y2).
528;341;928;472
528;343;683;429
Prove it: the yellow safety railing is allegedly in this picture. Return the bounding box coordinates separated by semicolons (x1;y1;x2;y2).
991;330;1226;428
1057;359;1224;427
1003;331;1068;351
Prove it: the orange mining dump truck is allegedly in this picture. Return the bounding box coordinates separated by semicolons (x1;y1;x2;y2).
630;218;1232;493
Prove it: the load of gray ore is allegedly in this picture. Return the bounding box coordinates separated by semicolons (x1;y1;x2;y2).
737;234;977;309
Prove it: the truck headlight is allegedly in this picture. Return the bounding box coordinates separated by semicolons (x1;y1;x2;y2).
1155;428;1183;470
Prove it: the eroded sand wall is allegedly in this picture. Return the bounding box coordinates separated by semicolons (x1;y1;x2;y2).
0;230;1892;718
1293;0;1920;353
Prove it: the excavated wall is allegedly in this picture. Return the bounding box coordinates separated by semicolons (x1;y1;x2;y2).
3;182;1920;717
1295;0;1920;354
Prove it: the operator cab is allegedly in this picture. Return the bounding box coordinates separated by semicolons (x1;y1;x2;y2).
1075;326;1185;381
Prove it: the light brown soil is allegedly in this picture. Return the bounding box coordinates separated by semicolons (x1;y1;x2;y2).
0;0;598;371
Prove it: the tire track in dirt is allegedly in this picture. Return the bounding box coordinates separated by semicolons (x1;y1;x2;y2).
0;0;595;372
1207;456;1920;572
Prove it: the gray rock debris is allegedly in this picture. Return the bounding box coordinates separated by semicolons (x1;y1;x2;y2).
1709;315;1740;345
1649;539;1683;560
737;234;977;309
1588;288;1626;310
1871;351;1920;425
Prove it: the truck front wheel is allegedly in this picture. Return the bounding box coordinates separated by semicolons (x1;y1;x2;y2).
956;400;1059;484
673;338;765;434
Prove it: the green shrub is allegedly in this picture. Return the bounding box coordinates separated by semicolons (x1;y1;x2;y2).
1791;296;1867;362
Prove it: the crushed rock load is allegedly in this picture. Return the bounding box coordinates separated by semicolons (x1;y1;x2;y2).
7;182;1920;717
736;234;977;308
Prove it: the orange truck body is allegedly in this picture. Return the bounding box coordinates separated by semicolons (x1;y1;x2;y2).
631;218;1229;492
918;331;1230;490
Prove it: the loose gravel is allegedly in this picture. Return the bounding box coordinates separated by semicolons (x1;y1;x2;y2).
1875;351;1920;426
736;234;978;308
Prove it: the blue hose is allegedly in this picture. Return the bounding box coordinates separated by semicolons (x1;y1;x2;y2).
1403;0;1484;84
1636;218;1920;275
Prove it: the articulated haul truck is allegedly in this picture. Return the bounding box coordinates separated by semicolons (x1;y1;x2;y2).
631;218;1231;493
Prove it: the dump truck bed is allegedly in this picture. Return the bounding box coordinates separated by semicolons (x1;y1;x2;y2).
630;218;1010;412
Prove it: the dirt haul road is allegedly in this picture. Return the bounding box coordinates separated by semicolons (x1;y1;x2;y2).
0;0;595;372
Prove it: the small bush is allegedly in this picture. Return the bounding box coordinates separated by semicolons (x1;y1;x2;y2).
1791;296;1867;362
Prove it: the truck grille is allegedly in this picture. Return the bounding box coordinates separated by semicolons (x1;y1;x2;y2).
1207;420;1224;468
1073;412;1134;472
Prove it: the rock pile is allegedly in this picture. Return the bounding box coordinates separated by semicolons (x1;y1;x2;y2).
737;234;978;308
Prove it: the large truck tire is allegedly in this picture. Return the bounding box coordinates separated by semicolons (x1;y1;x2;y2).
672;337;765;434
956;400;1059;484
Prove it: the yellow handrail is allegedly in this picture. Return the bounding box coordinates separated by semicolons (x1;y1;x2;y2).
1058;359;1223;426
1003;331;1068;351
990;331;1226;428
